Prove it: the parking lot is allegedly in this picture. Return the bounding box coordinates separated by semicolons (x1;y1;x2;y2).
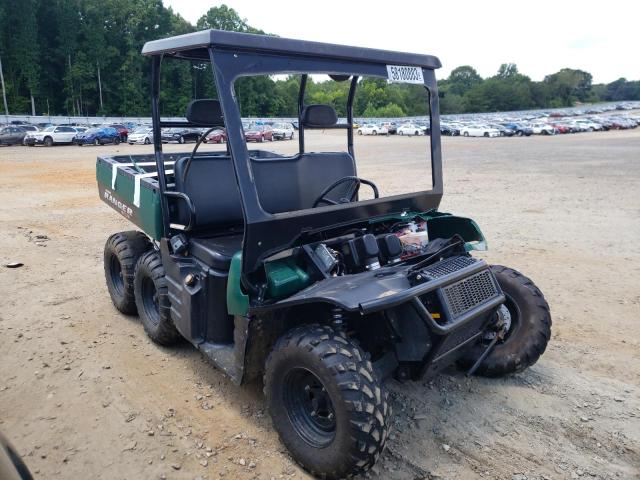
0;129;639;479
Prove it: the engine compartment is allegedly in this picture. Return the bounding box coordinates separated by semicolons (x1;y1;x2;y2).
261;211;487;302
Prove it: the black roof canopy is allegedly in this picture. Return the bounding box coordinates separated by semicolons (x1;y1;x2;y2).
141;29;442;69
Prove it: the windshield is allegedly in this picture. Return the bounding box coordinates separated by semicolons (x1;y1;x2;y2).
42;126;55;132
234;74;433;215
133;127;149;133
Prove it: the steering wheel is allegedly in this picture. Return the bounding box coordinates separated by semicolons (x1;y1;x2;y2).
312;176;379;208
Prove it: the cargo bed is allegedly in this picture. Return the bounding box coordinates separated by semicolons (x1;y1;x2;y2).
96;153;184;240
96;150;286;240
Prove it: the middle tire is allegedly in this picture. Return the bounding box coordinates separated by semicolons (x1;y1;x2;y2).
103;230;152;315
265;324;390;479
134;250;181;346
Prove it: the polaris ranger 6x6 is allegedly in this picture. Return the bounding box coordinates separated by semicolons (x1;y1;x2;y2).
97;29;551;479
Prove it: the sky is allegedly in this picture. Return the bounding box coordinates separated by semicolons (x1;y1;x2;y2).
162;0;637;84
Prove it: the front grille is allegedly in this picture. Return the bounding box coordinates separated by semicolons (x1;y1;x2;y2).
442;269;498;318
421;256;476;279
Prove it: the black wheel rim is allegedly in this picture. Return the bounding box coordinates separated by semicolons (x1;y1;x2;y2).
109;255;124;296
283;368;336;448
141;276;160;326
484;293;521;345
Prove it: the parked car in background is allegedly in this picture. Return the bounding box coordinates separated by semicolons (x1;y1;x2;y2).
549;122;572;134
73;127;120;146
128;127;154;145
271;122;294;140
575;119;603;131
244;124;273;142
204;128;227;144
380;122;397;134
484;123;512;136
109;124;129;142
529;123;556;135
440;123;460;136
24;125;78;146
460;124;501;137
0;126;27;145
161;128;201;144
397;123;423;136
357;123;388;136
500;122;533;136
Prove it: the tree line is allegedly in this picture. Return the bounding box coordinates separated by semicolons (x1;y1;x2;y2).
1;0;638;118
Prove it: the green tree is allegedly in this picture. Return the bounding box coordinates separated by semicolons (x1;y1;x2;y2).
446;65;482;96
196;4;264;33
543;68;593;105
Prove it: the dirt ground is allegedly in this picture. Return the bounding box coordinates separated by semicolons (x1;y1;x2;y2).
0;129;639;480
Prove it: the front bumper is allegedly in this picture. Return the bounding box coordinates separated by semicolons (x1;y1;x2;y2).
24;137;44;145
73;137;97;144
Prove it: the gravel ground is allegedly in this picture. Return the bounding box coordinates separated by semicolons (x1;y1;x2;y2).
0;128;638;480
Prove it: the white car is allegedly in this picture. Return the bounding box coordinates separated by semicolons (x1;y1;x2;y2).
396;124;423;136
272;122;294;140
24;125;78;146
128;127;154;145
460;125;501;137
575;120;603;131
529;123;556;135
357;124;388;136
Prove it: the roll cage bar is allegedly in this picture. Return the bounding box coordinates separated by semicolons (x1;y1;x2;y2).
144;30;443;294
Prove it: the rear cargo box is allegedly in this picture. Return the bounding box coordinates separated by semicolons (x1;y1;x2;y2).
96;153;182;240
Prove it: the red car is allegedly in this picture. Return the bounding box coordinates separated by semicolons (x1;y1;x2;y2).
549;122;571;134
204;128;227;144
109;124;129;142
244;124;273;142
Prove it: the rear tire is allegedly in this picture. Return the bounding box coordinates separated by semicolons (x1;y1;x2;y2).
458;265;551;377
103;231;152;315
94;138;100;146
134;251;181;346
265;324;390;479
114;137;120;145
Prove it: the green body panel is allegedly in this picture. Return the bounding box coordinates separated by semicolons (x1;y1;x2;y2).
227;252;249;316
265;258;311;299
370;210;487;251
96;160;164;240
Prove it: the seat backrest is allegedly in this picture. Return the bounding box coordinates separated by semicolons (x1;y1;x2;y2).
173;152;356;230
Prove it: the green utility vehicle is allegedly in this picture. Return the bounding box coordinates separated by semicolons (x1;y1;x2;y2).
97;29;551;479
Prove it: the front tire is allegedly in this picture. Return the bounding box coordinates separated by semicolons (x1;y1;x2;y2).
458;265;551;377
44;137;53;147
103;231;152;314
134;251;181;346
94;138;100;146
265;325;390;479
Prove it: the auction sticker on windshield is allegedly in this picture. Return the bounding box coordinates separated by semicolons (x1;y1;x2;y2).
386;65;424;84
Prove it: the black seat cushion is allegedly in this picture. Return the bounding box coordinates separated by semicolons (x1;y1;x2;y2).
301;104;338;128
189;235;243;270
185;99;224;126
173;152;356;230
